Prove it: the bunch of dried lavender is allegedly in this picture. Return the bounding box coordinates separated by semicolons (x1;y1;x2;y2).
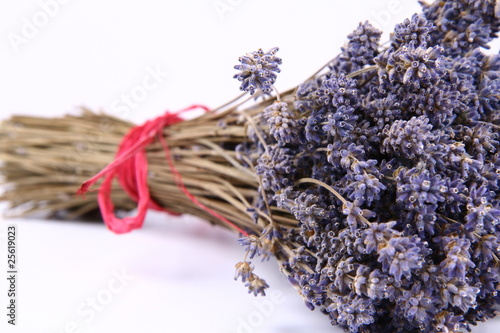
2;0;500;332
233;1;500;331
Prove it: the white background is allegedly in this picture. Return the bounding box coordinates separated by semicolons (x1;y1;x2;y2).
0;0;499;332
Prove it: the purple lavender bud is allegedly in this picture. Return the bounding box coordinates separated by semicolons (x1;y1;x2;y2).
401;83;460;127
255;145;295;192
477;77;500;117
342;201;375;232
345;172;386;206
440;278;479;312
411;203;438;236
326;142;366;170
305;114;324;143
376;42;444;88
366;269;390;300
328;293;376;332
291;193;326;231
391;13;436;48
396;168;447;209
294;79;320;112
323;105;359;138
456;124;499;157
366;95;402;130
378;236;424;283
465;201;500;233
462;18;493;49
245;273;269;296
363;221;399;254
444;176;468;213
437;236;475;280
482;52;500;80
337;21;383;72
383;116;435;159
398;283;437;325
263;102;299;145
433;311;466;333
234;261;254;282
238;235;262;259
473;234;499;270
314;74;359;108
422;0;500;55
234;47;281;95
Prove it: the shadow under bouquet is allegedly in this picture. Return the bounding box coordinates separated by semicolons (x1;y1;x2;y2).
2;0;500;332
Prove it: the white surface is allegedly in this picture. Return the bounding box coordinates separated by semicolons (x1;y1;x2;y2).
0;0;499;332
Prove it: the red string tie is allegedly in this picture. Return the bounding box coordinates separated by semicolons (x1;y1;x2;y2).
77;105;248;236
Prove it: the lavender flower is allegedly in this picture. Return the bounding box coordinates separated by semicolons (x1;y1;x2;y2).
333;21;383;73
291;193;327;231
433;311;466;333
238;235;262;259
363;221;398;254
382;116;435;159
391;13;436;48
398;283;437;325
263;101;298;145
378;236;424;283
342;201;375;232
234;261;253;282
396;168;447;209
245;273;269;296
327;294;376;332
323;105;359;138
314;73;359;108
402;83;460;127
437;236;475;280
234;47;281;95
366;95;402;130
365;269;390;300
477;77;500;117
440;278;480;312
376;42;444;88
473;234;498;270
344;172;386;206
255;145;295;192
465;201;500;233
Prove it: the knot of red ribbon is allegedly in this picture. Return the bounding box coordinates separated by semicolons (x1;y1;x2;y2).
77;105;247;236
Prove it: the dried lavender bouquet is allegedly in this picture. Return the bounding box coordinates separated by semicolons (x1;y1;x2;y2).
2;0;500;332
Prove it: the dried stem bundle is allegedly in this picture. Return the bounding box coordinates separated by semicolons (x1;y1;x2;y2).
0;95;297;236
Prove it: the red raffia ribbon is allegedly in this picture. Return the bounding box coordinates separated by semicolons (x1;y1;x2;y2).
77;105;248;236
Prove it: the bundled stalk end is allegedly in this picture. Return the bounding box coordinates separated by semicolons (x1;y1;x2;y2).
0;110;136;219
